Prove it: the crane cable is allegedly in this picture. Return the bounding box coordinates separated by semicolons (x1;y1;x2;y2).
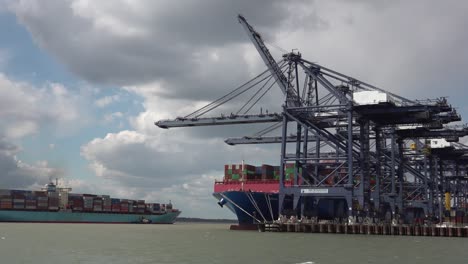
246;191;267;222
236;73;275;115
253;122;282;137
238;62;290;115
188;73;275;118
184;68;271;118
218;193;261;223
242;74;281;115
264;193;274;222
184;60;285;118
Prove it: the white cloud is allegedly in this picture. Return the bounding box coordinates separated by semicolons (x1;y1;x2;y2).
0;137;64;189
0;74;88;138
94;94;120;108
103;111;123;123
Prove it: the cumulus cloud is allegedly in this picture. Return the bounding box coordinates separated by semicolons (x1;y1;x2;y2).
0;73;87;138
0;137;64;189
10;0;298;88
81;129;278;187
95;94;120;108
103;111;123;123
275;0;468;101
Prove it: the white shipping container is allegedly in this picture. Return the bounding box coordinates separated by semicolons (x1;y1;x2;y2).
430;139;451;149
353;91;390;105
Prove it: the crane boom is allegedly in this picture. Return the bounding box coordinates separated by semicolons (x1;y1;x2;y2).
238;15;300;106
155;113;282;129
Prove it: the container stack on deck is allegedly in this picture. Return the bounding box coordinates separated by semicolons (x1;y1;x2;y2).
0;188;175;215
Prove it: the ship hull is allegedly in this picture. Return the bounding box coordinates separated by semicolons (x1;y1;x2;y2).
0;210;181;224
213;191;347;226
213;191;279;226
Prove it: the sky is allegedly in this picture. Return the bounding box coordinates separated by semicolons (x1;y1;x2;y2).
0;0;468;219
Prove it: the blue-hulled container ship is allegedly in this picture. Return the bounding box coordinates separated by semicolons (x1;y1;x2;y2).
0;182;180;224
213;163;288;229
213;163;346;229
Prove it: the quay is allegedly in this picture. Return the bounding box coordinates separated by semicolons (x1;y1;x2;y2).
259;223;468;237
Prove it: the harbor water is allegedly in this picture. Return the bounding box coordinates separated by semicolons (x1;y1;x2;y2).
0;222;466;264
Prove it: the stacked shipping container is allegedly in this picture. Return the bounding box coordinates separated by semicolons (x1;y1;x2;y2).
111;198;120;212
0;189;12;209
36;191;48;210
0;188;174;215
223;164;300;181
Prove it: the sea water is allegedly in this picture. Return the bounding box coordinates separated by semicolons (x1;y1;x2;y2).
0;222;466;264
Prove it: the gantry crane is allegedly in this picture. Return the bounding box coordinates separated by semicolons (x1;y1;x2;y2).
156;15;468;224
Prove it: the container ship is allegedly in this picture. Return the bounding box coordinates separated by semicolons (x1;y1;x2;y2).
0;182;180;224
213;162;350;229
213;163;291;229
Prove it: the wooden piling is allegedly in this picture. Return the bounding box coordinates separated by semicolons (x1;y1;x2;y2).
261;222;467;237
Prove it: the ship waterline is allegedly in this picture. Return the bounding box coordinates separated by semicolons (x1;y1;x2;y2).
0;210;181;224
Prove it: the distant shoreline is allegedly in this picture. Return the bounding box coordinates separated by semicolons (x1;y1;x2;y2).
176;217;237;224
